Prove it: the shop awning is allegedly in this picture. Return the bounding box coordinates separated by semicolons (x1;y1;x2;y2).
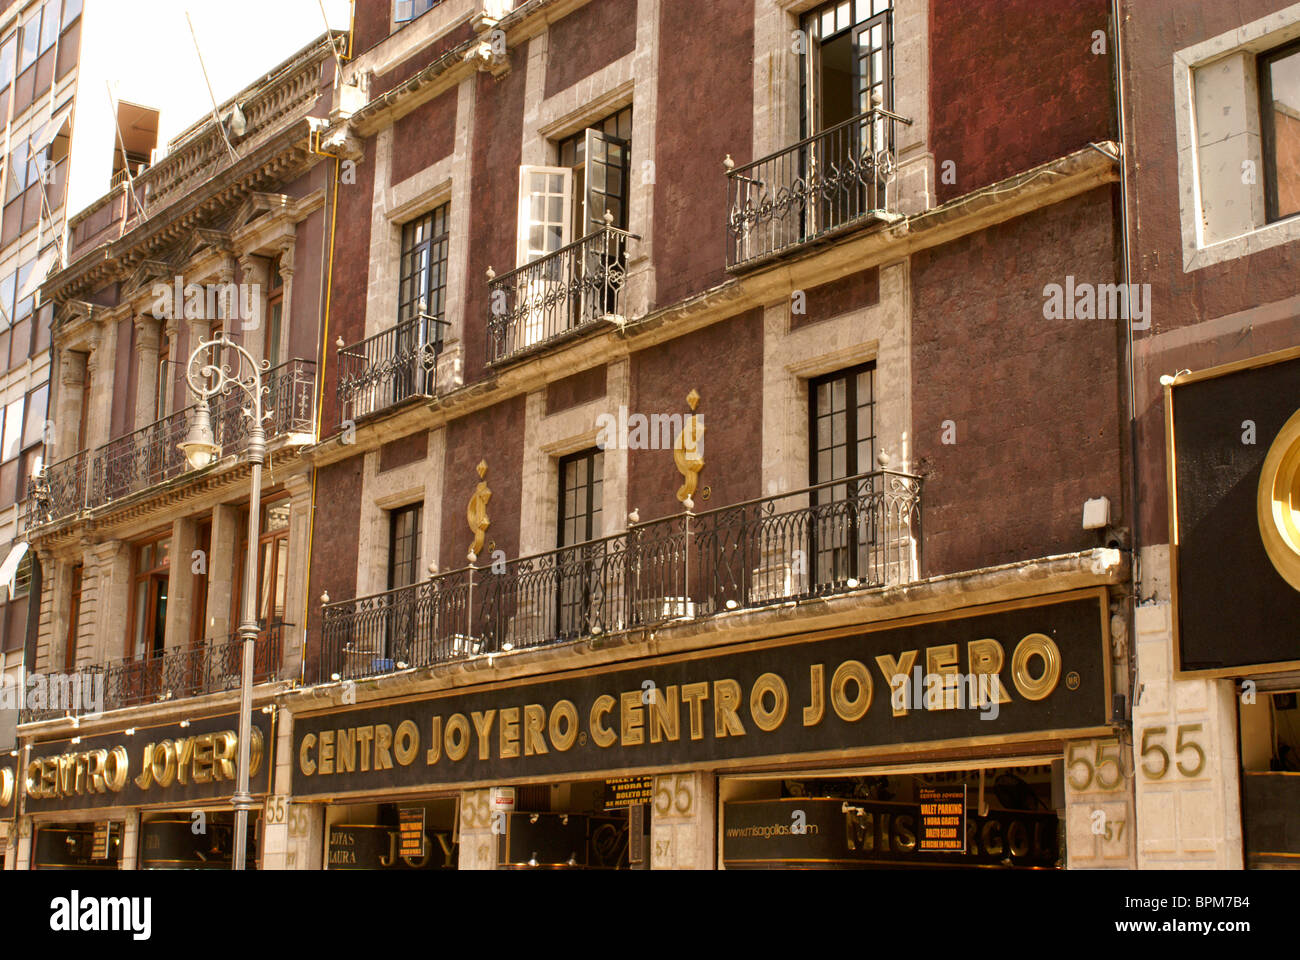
30;105;72;154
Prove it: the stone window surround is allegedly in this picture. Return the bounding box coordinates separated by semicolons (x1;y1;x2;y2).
756;0;934;218
356;430;447;598
518;360;630;560
1173;3;1300;271
760;259;912;501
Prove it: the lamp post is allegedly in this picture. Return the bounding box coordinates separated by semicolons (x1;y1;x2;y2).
179;336;268;872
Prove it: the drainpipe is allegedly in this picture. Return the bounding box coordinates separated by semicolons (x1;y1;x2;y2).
1111;0;1141;726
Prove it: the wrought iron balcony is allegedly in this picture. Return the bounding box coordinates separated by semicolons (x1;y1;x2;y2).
311;469;921;683
726;107;912;270
336;316;441;427
24;359;315;530
18;623;289;723
486;222;638;367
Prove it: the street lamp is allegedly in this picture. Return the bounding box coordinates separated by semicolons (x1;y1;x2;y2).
180;335;269;872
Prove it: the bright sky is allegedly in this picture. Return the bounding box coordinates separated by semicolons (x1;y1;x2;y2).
94;0;353;148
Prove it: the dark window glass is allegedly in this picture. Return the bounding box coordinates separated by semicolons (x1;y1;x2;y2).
558;449;603;548
1261;40;1300;223
398;203;449;361
809;362;877;586
394;0;439;25
388;503;422;591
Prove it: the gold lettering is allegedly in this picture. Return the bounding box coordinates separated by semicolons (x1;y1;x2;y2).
549;700;578;751
0;767;12;806
173;737;196;785
336;728;357;773
445;714;470;761
356;726;375;771
134;745;155;790
191;735;214;784
104;746;129;793
649;685;680;743
250;727;265;777
318;730;335;776
967;639;1013;705
749;673;789;732
523;705;548;756
299;733;317;776
620;691;645;746
25;760;42;799
426;717;443;764
212;732;238;781
714;680;746;737
499;708;521;759
875;651;918;717
1012;633;1061;701
85;750;108;794
394;720;420;766
831;660;873;722
152;741;178;788
803;665;825;726
680;682;710;741
925;644;960;711
374;724;394;770
590;695;618;748
981;820;1003;856
471;711;497;761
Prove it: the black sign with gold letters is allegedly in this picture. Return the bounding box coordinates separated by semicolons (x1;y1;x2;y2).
1168;349;1300;675
25;713;273;812
293;591;1109;797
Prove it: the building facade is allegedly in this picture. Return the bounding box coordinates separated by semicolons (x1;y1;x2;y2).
10;32;344;870
9;0;1293;873
1124;0;1300;870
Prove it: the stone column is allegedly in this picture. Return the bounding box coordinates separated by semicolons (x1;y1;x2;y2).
204;504;241;643
161;316;180;417
276;241;296;370
282;471;312;679
86;317;117;447
91;540;130;663
262;706;324;870
650;771;715;869
120;810;140;870
11;817;31;870
132;314;162;430
54;348;87;460
163;517;199;650
237;254;269;369
457;788;501;870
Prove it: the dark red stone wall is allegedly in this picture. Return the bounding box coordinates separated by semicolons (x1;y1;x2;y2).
653;0;754;307
305;454;365;672
391;89;458;185
930;0;1116;204
911;186;1126;576
440;397;527;572
545;0;637;99
627;309;764;522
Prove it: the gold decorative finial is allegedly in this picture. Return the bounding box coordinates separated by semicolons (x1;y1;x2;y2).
675;390;705;505
468;461;492;558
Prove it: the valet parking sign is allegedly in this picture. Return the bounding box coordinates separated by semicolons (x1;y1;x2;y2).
293;591;1112;797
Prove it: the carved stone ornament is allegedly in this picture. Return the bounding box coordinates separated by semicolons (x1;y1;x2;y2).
467;460;492;561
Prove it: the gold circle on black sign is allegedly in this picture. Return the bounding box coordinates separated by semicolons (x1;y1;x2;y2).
1258;408;1300;593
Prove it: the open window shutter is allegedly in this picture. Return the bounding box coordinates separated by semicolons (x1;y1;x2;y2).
581;129;630;235
516;165;572;267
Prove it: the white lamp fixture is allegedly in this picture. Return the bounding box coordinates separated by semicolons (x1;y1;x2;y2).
179;400;221;470
1083;497;1112;531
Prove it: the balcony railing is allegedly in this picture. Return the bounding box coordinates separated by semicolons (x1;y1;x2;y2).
24;359;316;531
726;107;912;270
486;223;638;366
18;623;288;723
337;316;441;426
312;470;921;683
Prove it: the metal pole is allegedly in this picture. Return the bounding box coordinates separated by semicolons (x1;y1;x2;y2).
232;424;264;871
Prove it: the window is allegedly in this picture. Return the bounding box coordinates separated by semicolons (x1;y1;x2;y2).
388;503;422;592
18;11;40;72
130;536;171;660
556;449;603;640
555;106;633;236
22;383;47;449
558;449;604;548
1260;39;1300;223
266;257;284;370
809;362;877;586
155;334;170;420
62;0;83;28
0;34;15;90
258;501;290;626
11;550;32;598
394;0;440;25
1;395;24;461
801;0;893;135
39;1;59;53
398;203;449;339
